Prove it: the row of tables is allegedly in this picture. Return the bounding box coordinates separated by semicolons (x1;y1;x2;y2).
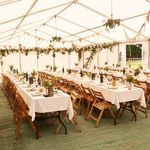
5;70;147;128
46;70;146;110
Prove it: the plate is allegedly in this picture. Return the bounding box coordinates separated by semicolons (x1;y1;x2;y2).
22;84;32;88
26;88;36;92
31;92;41;96
56;91;64;96
97;83;105;86
108;86;118;89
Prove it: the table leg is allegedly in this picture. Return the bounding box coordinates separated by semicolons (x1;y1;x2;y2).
57;111;67;134
129;102;136;121
118;102;136;121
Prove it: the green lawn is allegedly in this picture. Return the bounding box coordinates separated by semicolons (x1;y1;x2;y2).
126;60;142;69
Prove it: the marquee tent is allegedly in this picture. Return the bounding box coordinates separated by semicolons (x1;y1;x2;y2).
0;0;150;71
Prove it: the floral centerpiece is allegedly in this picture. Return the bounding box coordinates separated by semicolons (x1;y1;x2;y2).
31;70;37;78
126;75;134;90
134;68;141;76
42;80;53;96
126;75;134;83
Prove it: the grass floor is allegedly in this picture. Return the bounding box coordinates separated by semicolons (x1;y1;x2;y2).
0;88;150;150
126;60;142;69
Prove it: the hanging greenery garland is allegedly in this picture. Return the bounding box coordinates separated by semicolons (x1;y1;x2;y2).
0;42;118;67
52;36;62;42
84;48;97;68
52;51;56;57
84;42;118;68
78;49;82;62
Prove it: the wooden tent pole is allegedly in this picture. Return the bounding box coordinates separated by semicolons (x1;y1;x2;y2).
18;36;22;72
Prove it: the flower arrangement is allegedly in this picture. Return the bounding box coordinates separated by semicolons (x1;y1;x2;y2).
126;75;134;83
42;80;52;88
42;80;53;96
52;36;62;42
31;69;37;78
104;19;121;29
134;68;141;76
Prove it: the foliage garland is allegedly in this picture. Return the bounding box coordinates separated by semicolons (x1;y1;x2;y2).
84;42;118;68
0;42;118;67
51;36;62;42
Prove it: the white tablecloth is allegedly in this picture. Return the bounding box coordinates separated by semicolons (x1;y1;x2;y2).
46;71;146;109
6;73;74;121
84;82;146;109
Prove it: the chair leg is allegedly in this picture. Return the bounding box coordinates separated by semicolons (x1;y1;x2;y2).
87;105;94;121
85;102;91;120
79;100;84;115
132;104;148;120
15;119;22;140
95;109;104;128
27;118;39;139
72;111;81;132
144;108;148;118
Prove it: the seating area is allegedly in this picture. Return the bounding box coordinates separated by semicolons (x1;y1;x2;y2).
0;0;150;149
0;85;150;149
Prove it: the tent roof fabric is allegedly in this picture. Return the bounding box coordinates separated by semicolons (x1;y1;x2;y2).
0;0;149;48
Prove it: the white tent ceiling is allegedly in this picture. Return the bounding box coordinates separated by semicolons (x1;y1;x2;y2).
0;0;149;48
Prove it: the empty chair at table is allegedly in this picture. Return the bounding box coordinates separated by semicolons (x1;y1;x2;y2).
14;92;39;140
87;89;117;128
80;84;94;120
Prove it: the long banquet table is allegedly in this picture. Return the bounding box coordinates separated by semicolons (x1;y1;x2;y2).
5;73;74;122
46;71;146;109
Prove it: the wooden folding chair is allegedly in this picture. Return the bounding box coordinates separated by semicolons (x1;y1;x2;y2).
80;84;94;120
87;89;117;128
14;92;39;140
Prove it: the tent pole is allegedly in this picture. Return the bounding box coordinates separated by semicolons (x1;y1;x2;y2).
68;53;70;69
107;49;108;64
18;36;22;72
82;50;84;68
117;43;120;64
35;30;39;72
148;39;150;69
97;49;99;68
